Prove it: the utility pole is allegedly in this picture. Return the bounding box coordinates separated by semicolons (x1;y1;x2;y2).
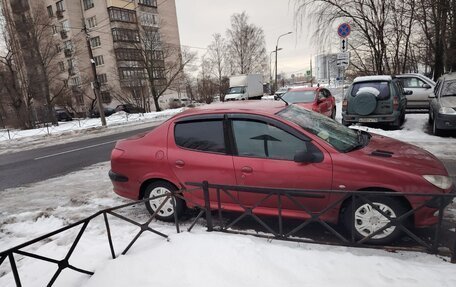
83;23;106;127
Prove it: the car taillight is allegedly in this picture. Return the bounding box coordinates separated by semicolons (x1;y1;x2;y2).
393;97;399;110
342;99;347;111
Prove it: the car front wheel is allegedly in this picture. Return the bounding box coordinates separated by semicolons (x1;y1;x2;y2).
343;196;408;244
144;181;185;222
433;119;442;136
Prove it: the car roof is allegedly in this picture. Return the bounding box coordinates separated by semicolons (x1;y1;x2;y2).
176;101;287;117
353;75;393;83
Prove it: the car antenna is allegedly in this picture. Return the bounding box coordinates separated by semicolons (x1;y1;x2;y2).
278;96;289;106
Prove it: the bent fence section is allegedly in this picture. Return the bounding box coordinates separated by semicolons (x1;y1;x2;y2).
1;182;455;286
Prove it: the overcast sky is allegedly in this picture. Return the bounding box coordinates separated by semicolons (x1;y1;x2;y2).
174;0;334;77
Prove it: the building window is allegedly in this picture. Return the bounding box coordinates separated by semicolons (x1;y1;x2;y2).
70;76;81;86
76;93;84;105
152;68;165;79
83;0;94;10
112;28;140;43
47;5;53;17
86;16;97;28
146;50;164;61
56;1;64;12
115;48;142;61
138;12;158;27
61;20;70;32
55;44;62;53
58;61;65;72
108;7;137;23
138;0;157;7
63;40;73;50
119;67;147;80
93;55;104;66
101;91;112;104
97;73;108;84
90;36;101;48
52;25;58;34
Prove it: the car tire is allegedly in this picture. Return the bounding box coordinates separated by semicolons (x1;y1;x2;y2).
342;118;350;126
343;196;408;245
331;107;336;119
144;181;185;222
433;119;442;136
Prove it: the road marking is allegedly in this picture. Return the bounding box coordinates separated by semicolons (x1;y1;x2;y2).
34;140;118;160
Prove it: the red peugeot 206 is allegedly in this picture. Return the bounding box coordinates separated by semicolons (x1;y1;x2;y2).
110;101;454;244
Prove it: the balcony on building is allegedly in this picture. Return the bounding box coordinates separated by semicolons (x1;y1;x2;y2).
60;30;68;39
56;9;64;19
64;48;72;57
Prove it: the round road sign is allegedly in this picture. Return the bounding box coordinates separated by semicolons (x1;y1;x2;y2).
337;23;351;38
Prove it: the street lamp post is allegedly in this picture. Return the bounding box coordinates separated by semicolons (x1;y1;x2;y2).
269;49;282;94
274;31;292;92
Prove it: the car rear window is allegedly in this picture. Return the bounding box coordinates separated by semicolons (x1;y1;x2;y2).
351;81;390;99
174;120;226;154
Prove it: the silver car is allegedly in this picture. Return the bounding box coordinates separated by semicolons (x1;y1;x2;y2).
429;73;456;135
397;73;435;111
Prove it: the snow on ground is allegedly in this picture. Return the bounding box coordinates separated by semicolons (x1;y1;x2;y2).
0;108;184;155
1;163;456;287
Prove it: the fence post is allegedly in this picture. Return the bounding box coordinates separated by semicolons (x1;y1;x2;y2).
46;123;50;135
7;129;11;140
202;181;213;231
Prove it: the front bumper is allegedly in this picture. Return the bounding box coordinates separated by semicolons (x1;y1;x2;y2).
435;113;456;130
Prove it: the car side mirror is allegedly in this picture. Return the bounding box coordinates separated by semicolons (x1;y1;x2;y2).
294;150;315;163
422;84;432;89
404;90;413;95
428;93;436;98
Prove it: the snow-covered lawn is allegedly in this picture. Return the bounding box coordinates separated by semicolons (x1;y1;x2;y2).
1;162;456;287
1;101;456;286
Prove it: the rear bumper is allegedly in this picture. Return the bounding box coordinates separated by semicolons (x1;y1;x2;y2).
342;111;400;124
435;113;456;130
109;170;139;200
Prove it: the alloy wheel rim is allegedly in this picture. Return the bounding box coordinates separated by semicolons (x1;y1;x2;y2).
149;187;174;217
354;203;396;239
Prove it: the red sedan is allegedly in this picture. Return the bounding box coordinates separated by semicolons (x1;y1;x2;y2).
281;87;336;118
110;101;454;244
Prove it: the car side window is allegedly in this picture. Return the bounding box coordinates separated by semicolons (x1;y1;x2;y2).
175;120;226;154
402;77;426;88
232;120;308;161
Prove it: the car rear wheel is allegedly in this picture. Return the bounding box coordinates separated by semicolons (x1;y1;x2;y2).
343;196;408;244
144;181;185;222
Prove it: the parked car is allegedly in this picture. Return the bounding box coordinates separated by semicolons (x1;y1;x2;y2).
90;107;116;118
429;72;456;135
110;101;454;244
54;108;73;121
115;104;146;114
342;75;409;129
281;87;336;119
396;73;435;111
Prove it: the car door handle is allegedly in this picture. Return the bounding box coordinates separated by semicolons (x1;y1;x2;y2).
175;160;185;168
241;166;253;173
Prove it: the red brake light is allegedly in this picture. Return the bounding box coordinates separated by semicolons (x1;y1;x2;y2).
342;99;347;111
393;97;399;110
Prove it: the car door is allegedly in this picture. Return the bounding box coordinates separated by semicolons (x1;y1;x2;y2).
228;114;332;214
319;89;332;116
400;76;432;109
167;115;238;208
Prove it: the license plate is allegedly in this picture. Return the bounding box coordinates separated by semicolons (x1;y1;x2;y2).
359;118;378;123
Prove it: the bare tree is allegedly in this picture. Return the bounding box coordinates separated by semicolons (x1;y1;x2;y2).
226;12;267;75
207;33;228;98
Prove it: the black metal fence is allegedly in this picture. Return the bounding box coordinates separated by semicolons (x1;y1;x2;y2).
1;182;455;286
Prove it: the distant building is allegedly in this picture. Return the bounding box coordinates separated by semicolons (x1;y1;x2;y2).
1;0;182;122
315;53;339;85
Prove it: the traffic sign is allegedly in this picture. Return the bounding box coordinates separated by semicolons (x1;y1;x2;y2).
337;23;351;38
337;52;349;60
337;52;350;68
340;38;348;52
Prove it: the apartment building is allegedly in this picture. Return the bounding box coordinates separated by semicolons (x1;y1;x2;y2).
2;0;181;120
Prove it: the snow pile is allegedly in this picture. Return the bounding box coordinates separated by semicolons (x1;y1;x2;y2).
1;162;456;286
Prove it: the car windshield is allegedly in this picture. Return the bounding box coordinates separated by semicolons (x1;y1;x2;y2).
277;105;363;152
282;91;316;103
441;80;456;97
228;87;245;94
351;81;390;99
